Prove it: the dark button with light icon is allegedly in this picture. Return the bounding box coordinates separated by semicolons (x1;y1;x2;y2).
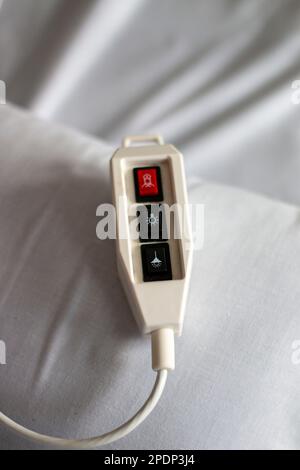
137;204;168;242
141;243;172;282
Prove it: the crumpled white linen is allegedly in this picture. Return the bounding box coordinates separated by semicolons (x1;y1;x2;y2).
0;105;299;450
0;0;300;205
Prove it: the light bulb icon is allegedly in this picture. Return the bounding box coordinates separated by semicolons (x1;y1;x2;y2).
147;212;159;226
150;251;162;269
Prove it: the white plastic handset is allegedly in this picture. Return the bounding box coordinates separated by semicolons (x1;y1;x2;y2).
110;135;193;339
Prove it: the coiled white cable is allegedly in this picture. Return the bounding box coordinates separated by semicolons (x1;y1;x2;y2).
0;369;167;449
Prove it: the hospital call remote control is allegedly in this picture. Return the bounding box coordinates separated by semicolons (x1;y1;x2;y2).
111;135;193;369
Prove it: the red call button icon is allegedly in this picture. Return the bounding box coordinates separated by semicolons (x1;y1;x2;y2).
134;166;163;202
136;168;159;197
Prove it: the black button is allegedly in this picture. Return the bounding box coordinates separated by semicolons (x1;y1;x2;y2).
137;204;168;242
141;243;172;282
133;166;163;202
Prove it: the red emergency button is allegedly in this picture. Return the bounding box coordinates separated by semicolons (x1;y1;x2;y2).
137;168;158;196
133;166;163;202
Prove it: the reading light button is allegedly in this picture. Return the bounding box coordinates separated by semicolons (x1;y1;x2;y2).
137;204;168;242
134;166;163;202
141;243;172;282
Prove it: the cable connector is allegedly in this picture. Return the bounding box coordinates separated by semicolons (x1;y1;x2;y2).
151;328;175;371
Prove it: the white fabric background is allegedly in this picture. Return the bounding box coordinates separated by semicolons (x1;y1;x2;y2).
0;104;300;450
0;0;300;450
0;0;300;204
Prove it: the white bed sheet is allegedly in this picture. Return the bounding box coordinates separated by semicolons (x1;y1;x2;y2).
0;105;299;450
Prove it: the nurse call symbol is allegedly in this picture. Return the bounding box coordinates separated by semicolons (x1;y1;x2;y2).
141;173;155;189
134;166;163;202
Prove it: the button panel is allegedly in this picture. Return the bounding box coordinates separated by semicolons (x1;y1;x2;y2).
134;166;163;202
141;243;172;282
133;165;172;283
137;204;168;242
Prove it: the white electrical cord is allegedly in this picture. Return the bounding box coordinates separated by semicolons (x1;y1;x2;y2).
0;328;175;448
0;369;168;449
